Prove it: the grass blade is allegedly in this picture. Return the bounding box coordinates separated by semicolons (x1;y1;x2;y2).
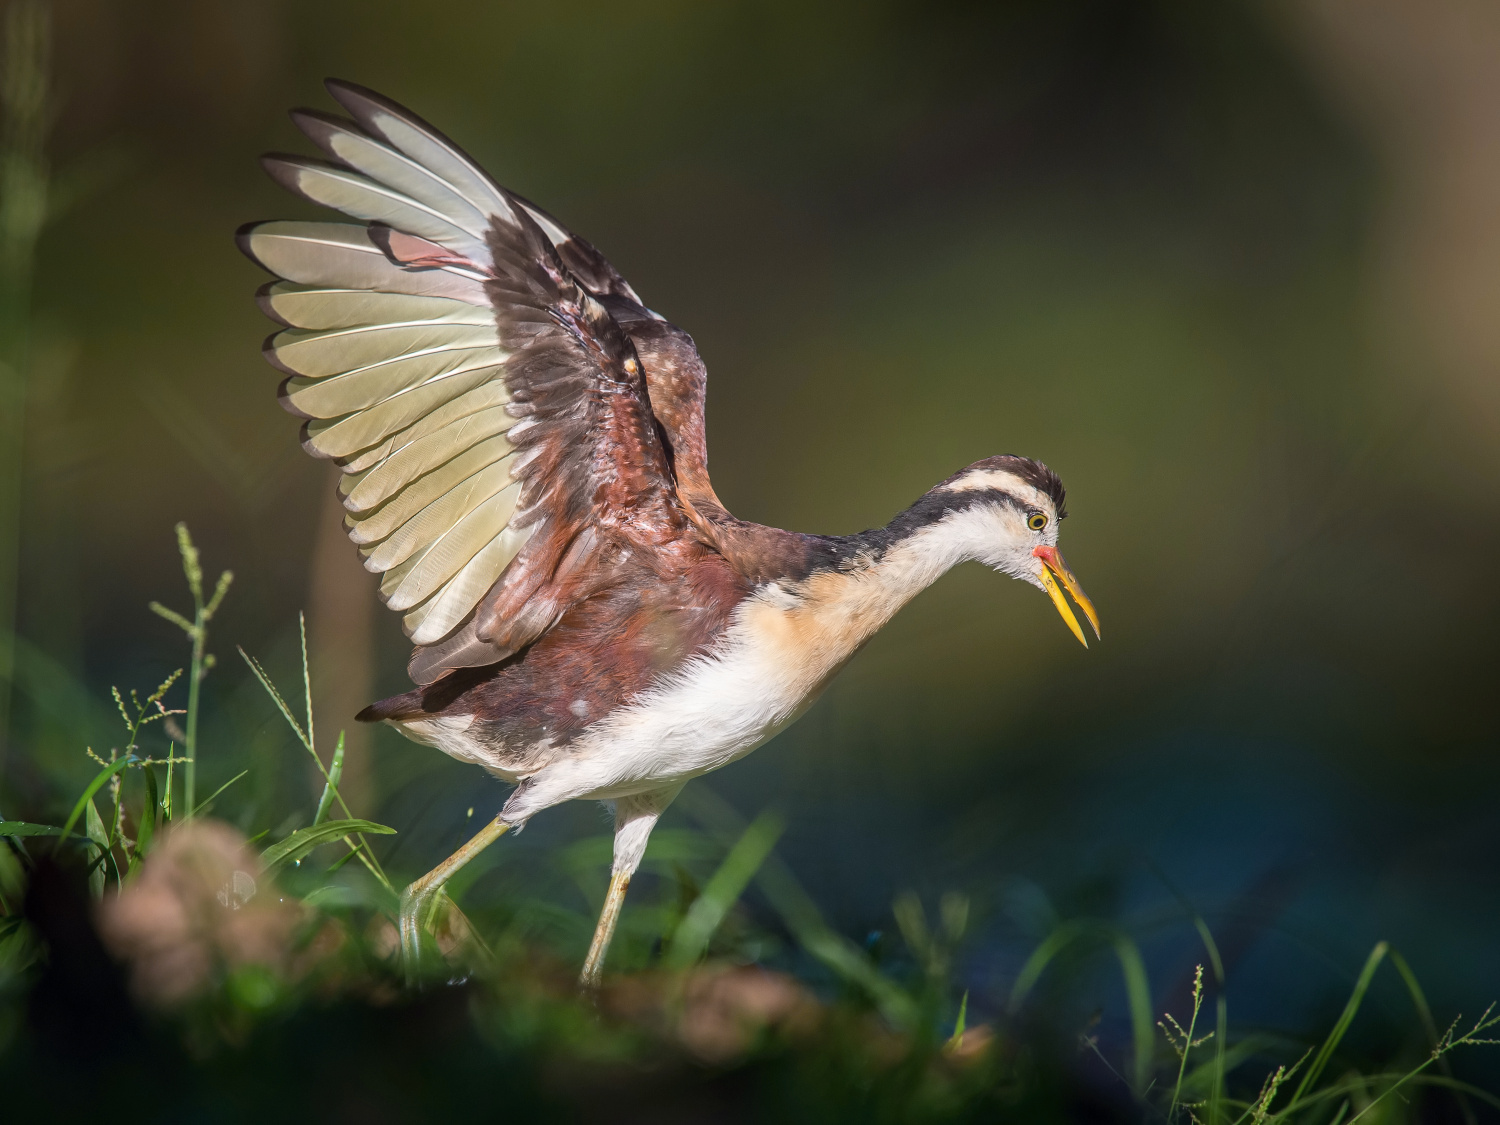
51;754;132;853
0;820;60;836
1008;921;1085;1014
238;646;309;751
261;818;395;872
1389;948;1477;1125
756;856;920;1027
1212;993;1228;1123
130;762;160;877
238;643;390;891
299;612;314;755
1194;915;1226;987
665;809;782;969
676;784;919;1027
947;990;970;1051
1112;931;1154;1095
314;732;344;826
190;769;247;819
84;796;108;896
1290;941;1389;1105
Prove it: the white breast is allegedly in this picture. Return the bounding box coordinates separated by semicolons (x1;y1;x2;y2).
500;567;918;819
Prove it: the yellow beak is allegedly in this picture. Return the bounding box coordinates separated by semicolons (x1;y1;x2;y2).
1032;545;1101;648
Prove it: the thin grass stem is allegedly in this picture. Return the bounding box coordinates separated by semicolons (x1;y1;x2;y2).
238;640;392;892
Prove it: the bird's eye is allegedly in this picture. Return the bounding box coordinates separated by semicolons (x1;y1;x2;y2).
1027;513;1048;531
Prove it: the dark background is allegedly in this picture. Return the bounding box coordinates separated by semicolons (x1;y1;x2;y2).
4;0;1499;1058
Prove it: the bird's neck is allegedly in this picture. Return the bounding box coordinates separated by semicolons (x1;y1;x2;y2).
759;493;992;659
704;489;998;646
849;500;984;616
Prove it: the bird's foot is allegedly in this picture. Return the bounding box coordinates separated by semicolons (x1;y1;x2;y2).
396;816;513;984
398;880;436;982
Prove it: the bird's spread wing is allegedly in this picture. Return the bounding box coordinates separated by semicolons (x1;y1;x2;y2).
239;81;695;684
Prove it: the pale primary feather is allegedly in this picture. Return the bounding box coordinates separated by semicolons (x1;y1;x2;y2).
259;284;485;331
337;382;512;473
324;82;517;230
281;343;502;417
359;458;517;572
402;524;535;644
341;406;514;512
378;479;522;609
347;435;514;545
263;157;492;265
292;111;497;241
269;320;499;379
240;221;488;304
302;365;499;460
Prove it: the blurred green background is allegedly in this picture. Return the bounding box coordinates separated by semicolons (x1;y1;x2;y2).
3;0;1499;1055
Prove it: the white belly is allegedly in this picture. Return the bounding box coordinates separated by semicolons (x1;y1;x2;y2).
405;560;922;824
588;624;821;785
501;578;886;817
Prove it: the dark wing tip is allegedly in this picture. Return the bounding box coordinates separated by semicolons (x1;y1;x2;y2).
323;78;428;131
236;220;275;269
296;418;337;459
275;371;317;422
289;107;363;152
260;150;336;179
324;77;380;103
262;328;300;378
254;279;290;325
322;79;489;177
261;151;369;210
258;152;304;195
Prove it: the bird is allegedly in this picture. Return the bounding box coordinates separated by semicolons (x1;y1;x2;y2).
238;80;1099;988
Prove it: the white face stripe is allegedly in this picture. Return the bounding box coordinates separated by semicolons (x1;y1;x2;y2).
937;468;1052;512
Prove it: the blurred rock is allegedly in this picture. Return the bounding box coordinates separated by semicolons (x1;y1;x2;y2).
96;819;303;1006
605;964;821;1064
943;1021;996;1064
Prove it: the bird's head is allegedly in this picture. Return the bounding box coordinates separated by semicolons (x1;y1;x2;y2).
930;455;1101;647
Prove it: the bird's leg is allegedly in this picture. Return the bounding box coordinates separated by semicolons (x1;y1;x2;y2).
578;784;683;990
579;868;632;988
399;813;510;978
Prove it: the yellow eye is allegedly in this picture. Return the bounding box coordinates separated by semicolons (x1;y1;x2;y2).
1027;512;1048;531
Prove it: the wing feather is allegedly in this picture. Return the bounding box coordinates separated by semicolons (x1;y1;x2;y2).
342;405;513;512
268;320;499;379
280;346;501;417
350;436;514;547
261;156;491;265
379;478;522;608
337;381;512;472
291;110;496;239
259;282;487;330
402;525;534;644
242;82;713;683
238;221;488;304
300;365;499;459
323;81;517;228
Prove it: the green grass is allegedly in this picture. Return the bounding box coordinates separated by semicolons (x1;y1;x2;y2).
0;524;1496;1123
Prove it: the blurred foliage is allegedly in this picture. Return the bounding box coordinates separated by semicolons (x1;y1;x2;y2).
3;527;1499;1121
0;0;1498;1118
